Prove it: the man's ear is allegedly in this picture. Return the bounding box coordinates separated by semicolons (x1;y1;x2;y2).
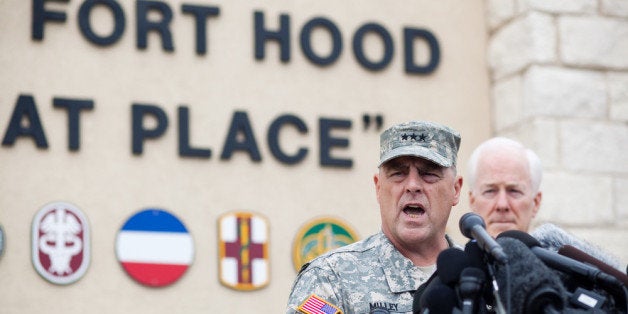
452;176;463;206
532;191;542;217
373;173;381;202
468;190;476;208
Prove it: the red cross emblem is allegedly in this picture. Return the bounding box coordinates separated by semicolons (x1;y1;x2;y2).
218;211;269;290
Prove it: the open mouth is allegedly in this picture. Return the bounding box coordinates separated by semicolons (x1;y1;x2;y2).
403;205;425;218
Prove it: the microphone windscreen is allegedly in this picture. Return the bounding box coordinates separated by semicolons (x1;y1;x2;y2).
497;230;541;248
558;244;628;287
464;241;494;303
412;282;423;314
494;237;567;314
531;223;622;270
464;241;486;270
460;267;486;282
413;271;439;312
417;279;459;314
436;248;470;285
458;267;487;312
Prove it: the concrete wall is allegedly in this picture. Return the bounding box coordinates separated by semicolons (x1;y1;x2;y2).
486;0;628;263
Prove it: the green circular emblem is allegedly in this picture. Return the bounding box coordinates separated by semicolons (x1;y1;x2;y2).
292;217;359;272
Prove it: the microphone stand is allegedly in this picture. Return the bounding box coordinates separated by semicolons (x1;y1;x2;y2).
486;262;507;314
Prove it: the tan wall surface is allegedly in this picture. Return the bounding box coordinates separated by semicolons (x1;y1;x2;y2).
0;1;490;313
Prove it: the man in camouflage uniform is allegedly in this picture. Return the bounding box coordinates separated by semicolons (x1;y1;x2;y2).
286;121;463;314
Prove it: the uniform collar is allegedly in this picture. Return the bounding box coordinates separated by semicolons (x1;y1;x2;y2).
378;232;457;293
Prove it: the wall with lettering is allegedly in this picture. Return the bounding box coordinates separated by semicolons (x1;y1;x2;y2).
0;1;490;313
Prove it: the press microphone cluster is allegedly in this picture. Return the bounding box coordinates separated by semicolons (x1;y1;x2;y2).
497;230;628;312
498;230;623;290
413;248;485;314
494;236;567;313
413;213;628;314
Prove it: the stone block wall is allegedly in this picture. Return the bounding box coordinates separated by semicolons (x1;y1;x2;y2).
485;0;628;264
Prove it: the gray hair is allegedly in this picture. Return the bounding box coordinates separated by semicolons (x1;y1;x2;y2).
467;137;542;192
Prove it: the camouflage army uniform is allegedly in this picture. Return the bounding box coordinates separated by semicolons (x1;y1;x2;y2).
286;231;457;314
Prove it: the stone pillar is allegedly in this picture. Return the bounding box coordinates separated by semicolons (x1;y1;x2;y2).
485;0;628;263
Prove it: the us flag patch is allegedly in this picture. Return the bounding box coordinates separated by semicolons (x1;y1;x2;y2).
218;211;269;291
298;294;342;314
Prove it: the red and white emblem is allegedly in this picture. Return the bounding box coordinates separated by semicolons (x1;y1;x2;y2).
218;211;269;291
32;202;90;285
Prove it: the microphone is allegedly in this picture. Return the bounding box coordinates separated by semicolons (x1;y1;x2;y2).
434;248;488;314
417;277;461;314
558;244;628;287
464;241;499;310
413;249;468;314
531;223;622;270
413;271;438;313
498;230;623;290
458;267;486;314
412;286;423;314
459;213;508;264
494;237;567;314
464;240;487;270
437;248;471;286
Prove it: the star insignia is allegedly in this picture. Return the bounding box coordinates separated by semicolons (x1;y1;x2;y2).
419;133;427;141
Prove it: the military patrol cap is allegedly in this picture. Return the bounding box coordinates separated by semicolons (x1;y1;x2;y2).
379;121;461;168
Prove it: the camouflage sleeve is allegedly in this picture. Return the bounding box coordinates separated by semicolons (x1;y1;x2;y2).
285;263;344;313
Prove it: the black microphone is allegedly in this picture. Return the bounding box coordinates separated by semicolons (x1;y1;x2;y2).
459;213;508;264
558;244;628;287
417;277;461;314
458;267;486;314
413;248;470;313
413;248;469;314
498;230;623;289
494;237;566;314
413;271;439;314
464;241;498;310
437;248;471;286
464;241;486;269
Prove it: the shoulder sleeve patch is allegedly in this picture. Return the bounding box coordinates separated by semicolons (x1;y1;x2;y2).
298;294;343;314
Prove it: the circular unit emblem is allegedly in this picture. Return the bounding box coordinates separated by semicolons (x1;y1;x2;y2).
31;201;90;285
115;208;194;287
292;217;359;272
